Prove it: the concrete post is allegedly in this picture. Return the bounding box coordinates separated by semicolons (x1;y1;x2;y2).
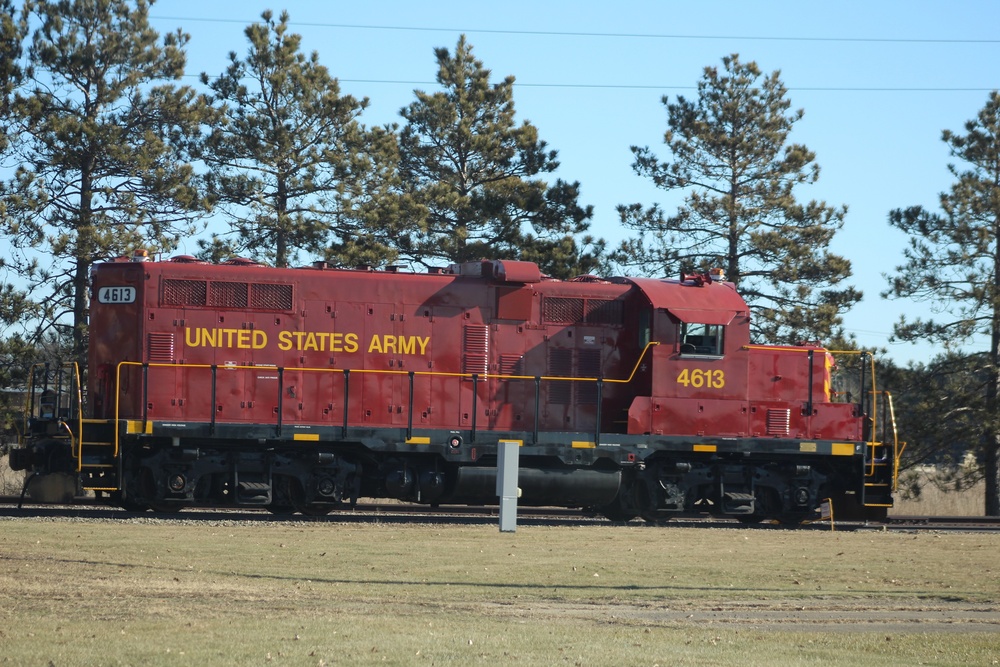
496;439;520;532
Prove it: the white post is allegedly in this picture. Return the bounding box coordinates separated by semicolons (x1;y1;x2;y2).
496;440;520;532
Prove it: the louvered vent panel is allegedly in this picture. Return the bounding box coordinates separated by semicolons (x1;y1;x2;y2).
499;354;523;376
462;325;489;375
148;333;175;362
548;348;574;405
162;279;207;306
251;283;293;310
576;349;603;405
766;408;791;436
209;281;249;308
543;297;585;324
585;299;624;325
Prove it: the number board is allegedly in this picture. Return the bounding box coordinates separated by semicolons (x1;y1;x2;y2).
97;286;136;304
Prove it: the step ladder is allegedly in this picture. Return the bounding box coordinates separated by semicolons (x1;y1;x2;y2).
862;441;896;508
862;390;902;509
76;419;120;492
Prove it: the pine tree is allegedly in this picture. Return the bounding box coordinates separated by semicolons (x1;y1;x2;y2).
0;0;26;123
199;10;411;269
397;36;600;278
615;54;859;344
1;0;213;366
878;354;984;495
883;91;1000;515
0;0;31;339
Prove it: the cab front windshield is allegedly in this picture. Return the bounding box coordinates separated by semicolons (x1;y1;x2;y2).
680;323;724;356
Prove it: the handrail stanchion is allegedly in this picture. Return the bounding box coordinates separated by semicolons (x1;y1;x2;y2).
276;366;284;437
210;364;218;436
594;377;603;446
142;363;149;432
342;369;350;439
533;376;541;446
806;350;814;417
471;374;478;444
407;371;415;441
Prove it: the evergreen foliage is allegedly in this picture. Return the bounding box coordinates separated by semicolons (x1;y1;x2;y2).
0;0;32;345
883;91;1000;515
0;0;212;365
615;54;859;345
198;10;414;269
878;355;984;488
397;36;601;279
0;0;26;126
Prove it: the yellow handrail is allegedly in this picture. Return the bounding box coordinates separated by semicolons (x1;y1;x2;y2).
69;363;83;472
113;341;662;453
881;390;905;491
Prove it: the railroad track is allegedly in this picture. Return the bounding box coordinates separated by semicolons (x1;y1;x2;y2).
3;495;1000;531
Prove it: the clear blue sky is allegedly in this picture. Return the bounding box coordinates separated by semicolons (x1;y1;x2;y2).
148;0;1000;365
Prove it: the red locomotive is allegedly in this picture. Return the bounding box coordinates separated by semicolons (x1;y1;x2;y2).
10;255;899;523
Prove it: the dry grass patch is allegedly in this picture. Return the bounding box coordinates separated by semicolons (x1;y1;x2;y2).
892;468;985;516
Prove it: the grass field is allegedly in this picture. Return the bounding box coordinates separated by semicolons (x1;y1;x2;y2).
1;517;998;666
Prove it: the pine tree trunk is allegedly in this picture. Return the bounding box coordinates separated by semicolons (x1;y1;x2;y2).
986;432;1000;516
986;346;1000;514
988;237;1000;516
75;161;94;372
72;256;89;370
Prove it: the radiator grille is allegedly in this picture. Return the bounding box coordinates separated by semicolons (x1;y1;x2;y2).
208;281;248;308
162;279;207;306
162;279;292;311
585;299;624;325
543;297;585;324
543;296;623;325
251;283;293;310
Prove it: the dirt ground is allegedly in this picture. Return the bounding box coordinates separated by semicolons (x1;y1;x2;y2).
481;599;1000;633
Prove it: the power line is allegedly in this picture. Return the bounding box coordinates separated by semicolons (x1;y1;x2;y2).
151;16;1000;45
184;76;992;94
298;79;1000;93
159;15;999;93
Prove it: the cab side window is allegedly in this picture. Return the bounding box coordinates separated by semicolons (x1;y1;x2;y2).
680;323;724;356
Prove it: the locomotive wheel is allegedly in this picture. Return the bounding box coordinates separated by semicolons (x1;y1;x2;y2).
598;495;639;523
278;476;334;516
297;504;333;517
148;502;182;514
601;506;638;523
640;512;672;526
775;513;810;526
113;492;150;512
597;476;642;522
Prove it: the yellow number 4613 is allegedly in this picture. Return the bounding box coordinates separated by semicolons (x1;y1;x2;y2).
676;368;725;389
